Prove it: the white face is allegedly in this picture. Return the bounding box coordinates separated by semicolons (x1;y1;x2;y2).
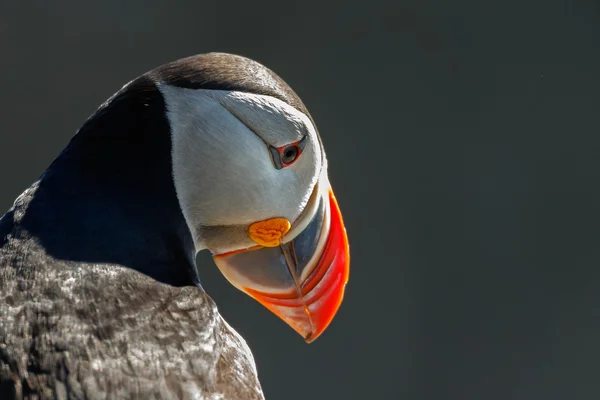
159;85;325;254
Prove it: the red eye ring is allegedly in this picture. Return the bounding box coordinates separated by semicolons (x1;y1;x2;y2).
281;144;300;165
269;136;307;169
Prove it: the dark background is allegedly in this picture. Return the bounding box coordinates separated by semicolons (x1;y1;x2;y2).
2;1;600;399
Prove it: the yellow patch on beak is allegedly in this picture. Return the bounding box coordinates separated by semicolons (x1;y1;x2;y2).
248;218;291;247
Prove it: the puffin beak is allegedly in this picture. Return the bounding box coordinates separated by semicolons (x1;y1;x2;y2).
213;184;350;342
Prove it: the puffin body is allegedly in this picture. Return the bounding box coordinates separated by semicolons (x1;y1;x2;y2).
0;53;350;399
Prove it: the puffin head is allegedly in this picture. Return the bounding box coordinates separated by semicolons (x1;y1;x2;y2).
148;53;350;342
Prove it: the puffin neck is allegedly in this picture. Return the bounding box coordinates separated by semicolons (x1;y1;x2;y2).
16;76;199;287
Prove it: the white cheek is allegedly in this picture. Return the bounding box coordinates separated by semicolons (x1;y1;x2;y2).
160;86;321;237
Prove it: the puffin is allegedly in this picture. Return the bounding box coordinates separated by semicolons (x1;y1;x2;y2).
0;53;350;399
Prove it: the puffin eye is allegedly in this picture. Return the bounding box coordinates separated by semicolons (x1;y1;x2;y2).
281;145;299;164
269;135;308;170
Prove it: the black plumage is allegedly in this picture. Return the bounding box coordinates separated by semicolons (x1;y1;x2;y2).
0;53;308;399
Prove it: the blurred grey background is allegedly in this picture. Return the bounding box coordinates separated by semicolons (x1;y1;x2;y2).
2;0;600;399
